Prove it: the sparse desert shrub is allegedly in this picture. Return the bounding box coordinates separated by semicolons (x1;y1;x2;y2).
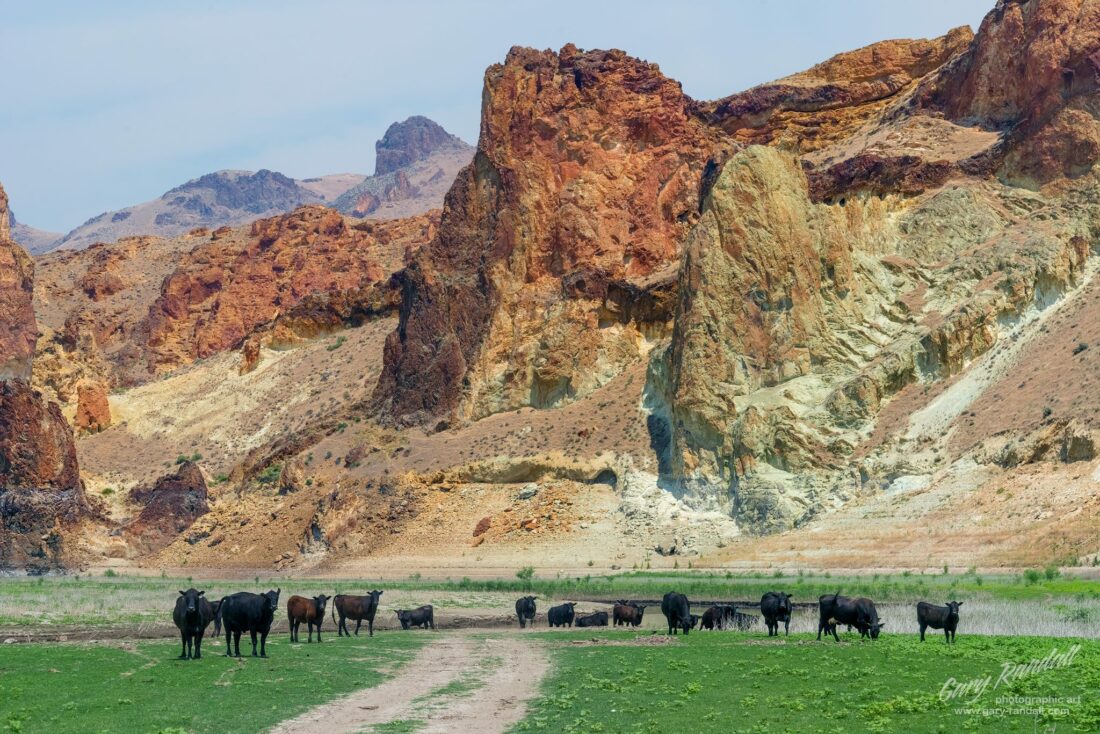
257;464;281;485
175;455;189;465
326;336;347;352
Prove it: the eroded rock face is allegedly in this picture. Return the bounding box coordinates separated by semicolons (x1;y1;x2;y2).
74;380;111;434
374;45;733;425
126;461;209;552
0;182;88;569
144;206;435;374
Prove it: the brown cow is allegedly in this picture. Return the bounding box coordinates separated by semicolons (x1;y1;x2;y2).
332;590;383;637
287;594;329;643
613;601;646;627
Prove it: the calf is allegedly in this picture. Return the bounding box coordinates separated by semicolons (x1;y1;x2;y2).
172;588;215;660
332;590;383;637
395;604;434;630
515;596;537;628
574;611;609;627
760;591;792;636
547;602;577;628
217;588;281;657
661;592;691;635
613;601;646;627
287;594;329;643
917;601;962;643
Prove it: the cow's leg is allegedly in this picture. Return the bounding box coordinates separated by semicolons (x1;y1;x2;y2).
249;630;258;656
233;630;242;657
831;624;840;642
429;615;435;630
194;629;203;660
338;616;345;636
260;629;268;657
354;619;362;636
919;624;926;642
225;628;233;656
179;630;189;659
945;628;951;644
784;618;790;636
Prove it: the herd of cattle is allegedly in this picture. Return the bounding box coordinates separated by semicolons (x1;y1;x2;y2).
170;586;963;660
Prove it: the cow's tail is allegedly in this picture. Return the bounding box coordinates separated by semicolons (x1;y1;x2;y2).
331;596;338;626
214;597;227;636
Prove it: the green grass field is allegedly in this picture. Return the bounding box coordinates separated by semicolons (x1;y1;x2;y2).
518;631;1100;733
0;635;423;734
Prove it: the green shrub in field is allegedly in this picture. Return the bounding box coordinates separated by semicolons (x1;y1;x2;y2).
257;464;281;484
175;455;188;465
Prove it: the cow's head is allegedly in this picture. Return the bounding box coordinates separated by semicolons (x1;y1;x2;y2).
868;621;885;639
178;588;204;615
566;602;577;610
265;589;281;613
777;593;792;613
314;594;330;616
945;601;962;616
394;610;410;629
688;614;700;630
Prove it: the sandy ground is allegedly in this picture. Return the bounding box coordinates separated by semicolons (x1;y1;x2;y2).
268;632;548;734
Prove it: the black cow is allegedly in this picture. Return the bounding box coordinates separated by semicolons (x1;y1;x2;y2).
515;596;537;628
761;591;793;636
575;611;609;627
918;601;962;643
700;605;735;630
661;592;691;635
817;592;884;641
395;605;434;630
547;602;577;628
332;590;383;637
172;588;215;660
613;601;646;627
217;588;281;657
688;613;701;630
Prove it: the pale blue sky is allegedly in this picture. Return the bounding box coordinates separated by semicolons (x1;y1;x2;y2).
1;0;992;232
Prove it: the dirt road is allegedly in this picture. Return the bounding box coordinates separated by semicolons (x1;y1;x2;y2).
268;631;549;734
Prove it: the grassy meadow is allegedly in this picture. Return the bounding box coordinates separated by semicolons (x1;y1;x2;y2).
519;631;1100;733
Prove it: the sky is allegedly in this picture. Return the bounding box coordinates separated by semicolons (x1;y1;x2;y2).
1;0;993;233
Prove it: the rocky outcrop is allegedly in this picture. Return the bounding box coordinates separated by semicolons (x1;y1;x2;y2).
0;182;89;571
374;45;733;425
126;461;209;552
374;116;470;176
332;119;474;221
701;28;973;149
918;0;1100;186
74;380;111;434
144;206;433;374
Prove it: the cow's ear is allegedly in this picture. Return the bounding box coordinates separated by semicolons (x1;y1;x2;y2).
198;590;204;596
179;590;185;595
957;601;963;606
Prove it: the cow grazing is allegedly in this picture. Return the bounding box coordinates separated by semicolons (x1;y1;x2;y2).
688;613;701;630
760;592;793;636
613;601;646;627
332;590;383;637
172;588;215;660
817;592;884;641
700;605;735;631
395;605;434;630
917;601;962;643
217;588;281;657
575;611;609;627
661;592;691;635
515;596;537;628
547;602;577;628
287;594;329;643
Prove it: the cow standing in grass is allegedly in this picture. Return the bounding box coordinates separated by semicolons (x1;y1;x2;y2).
515;596;537;628
700;605;734;631
613;601;646;627
332;590;383;637
172;588;215;660
287;594;329;643
917;601;962;643
761;592;793;636
661;592;691;635
217;589;280;657
817;592;884;641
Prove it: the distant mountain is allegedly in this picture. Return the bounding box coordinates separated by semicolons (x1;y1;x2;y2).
42;116;472;253
7;209;61;255
50;169;361;252
331;117;474;220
